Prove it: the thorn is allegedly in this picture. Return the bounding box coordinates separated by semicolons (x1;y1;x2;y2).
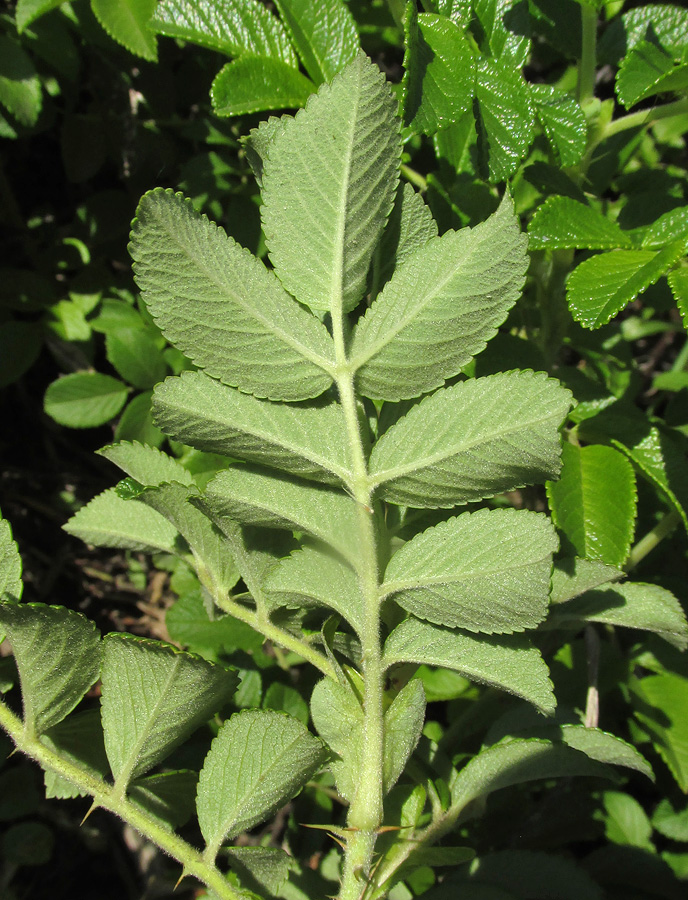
80;801;99;825
7;747;18;759
174;867;189;891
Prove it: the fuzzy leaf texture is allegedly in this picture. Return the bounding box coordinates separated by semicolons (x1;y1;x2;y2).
152;371;354;486
129;188;335;401
352;196;528;400
382;509;557;633
369;371;572;506
260;53;401;315
100;633;238;790
197;709;326;859
0;602;101;736
383;618;555;714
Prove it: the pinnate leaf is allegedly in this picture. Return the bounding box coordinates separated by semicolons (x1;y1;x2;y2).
369;371;572;507
403;11;475;136
352;196;528;401
383;678;426;793
202;468;360;565
383;509;557;633
91;0;157;61
44;373;129;428
211;56;315;117
152;371;353;485
567;242;687;329
130;188;335;401
529;197;633;250
383;618;555;714
0;602;101;736
101;633;238;790
273;0;359;84
611;4;688;63
261;54;400;315
632;671;688;792
530;85;587;168
549;581;688;651
197;709;326;858
63;488;180;555
151;0;298;64
310;676;363;801
474;58;534;181
473;0;531;66
546;442;637;568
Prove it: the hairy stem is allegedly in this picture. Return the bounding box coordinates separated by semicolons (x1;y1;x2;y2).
331;305;385;899
0;700;247;900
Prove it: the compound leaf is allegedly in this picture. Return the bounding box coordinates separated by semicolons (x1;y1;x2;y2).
383;618;555;714
403;11;475;136
383;509;557;633
63;488;180;555
211;55;315;117
130;189;335;401
44;373;129;428
473;0;531;67
197;709;326;859
152;371;353;485
91;0;157;61
352;196;528;401
567;243;687;329
101;633;238;790
369;371;572;507
617;40;688;109
151;0;297;64
0;602;101;737
265;544;365;634
530;84;587;167
546;442;637;568
529;197;633;250
261;54;400;316
202;468;360;565
310;676;362;801
273;0;359;84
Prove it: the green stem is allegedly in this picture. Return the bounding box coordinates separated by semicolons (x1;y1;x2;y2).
330;300;385;900
601;97;688;141
385;0;406;29
577;3;598;105
0;700;248;900
400;164;427;192
625;509;681;572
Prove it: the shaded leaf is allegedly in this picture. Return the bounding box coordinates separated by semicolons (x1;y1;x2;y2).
383;509;557;633
0;519;22;604
211;55;315;117
0;602;101;736
167;590;264;658
197;709;326;858
42;710;109;800
0;36;42;126
261;54;400;315
617;40;688;108
530;84;587;167
44;373;129;428
668;268;688;326
549;557;624;605
474;57;534;181
546;442;637;567
383;618;555;714
473;0;531;67
153;371;353;485
273;0;359;84
130;189;335;402
202;468;360;565
352;196;528;401
15;0;68;32
151;0;297;64
101;633;238;789
369;371;572;506
567;242;686;329
106;327;168;390
224;846;296;895
129;770;198;830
